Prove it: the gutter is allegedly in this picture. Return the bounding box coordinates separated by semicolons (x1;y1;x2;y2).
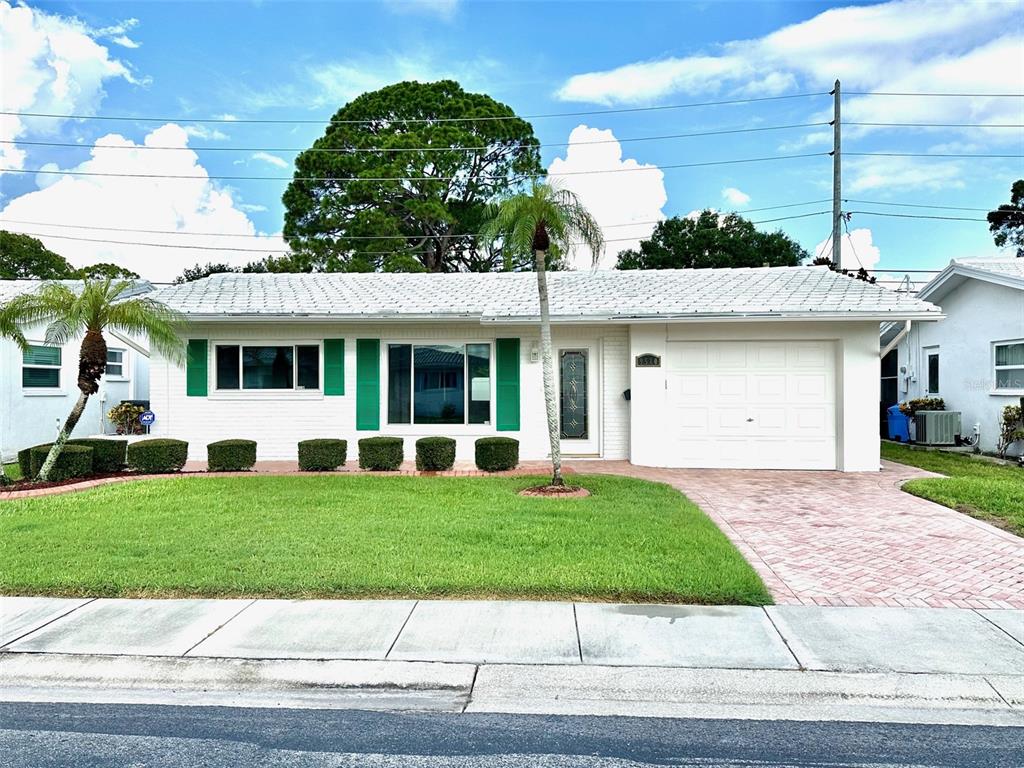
109;330;150;358
880;320;911;359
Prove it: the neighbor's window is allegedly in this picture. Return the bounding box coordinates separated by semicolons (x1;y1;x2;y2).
214;344;320;390
994;341;1024;391
22;344;61;388
926;350;940;395
105;349;125;377
387;342;491;425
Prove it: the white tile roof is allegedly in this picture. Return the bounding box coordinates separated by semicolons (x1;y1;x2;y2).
0;279;154;303
149;266;940;322
955;258;1024;281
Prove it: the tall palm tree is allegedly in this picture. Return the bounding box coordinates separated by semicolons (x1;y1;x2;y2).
4;279;186;481
482;181;604;486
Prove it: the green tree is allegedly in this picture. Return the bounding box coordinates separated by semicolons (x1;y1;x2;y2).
615;211;809;270
988;179;1024;257
0;231;75;279
482;182;604;487
283;80;543;273
3;279;186;481
174;262;240;284
77;262;140;280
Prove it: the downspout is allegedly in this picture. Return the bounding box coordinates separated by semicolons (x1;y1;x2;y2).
880;320;910;359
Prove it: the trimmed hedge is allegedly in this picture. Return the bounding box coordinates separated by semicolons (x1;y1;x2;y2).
475;437;519;472
207;439;257;472
358;436;403;471
29;444;93;483
68;438;127;474
17;446;33;479
127;438;189;474
298;439;347;471
415;436;456;472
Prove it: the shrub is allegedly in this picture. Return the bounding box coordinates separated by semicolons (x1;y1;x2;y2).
899;397;945;416
127;438;188;474
997;405;1024;458
107;402;145;435
298;438;347;471
17;446;34;479
358;436;403;471
67;438;127;474
207;439;257;472
29;444;93;483
475;437;519;472
415;436;456;471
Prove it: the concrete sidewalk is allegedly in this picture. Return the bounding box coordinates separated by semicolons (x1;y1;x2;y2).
2;597;1022;725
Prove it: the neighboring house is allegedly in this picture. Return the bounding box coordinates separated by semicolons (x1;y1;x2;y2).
0;280;153;463
146;266;939;472
881;258;1024;456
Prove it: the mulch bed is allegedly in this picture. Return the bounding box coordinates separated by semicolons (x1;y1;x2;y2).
1;471;141;493
519;485;591;498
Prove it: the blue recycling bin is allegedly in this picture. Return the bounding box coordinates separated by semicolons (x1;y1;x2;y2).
887;404;910;442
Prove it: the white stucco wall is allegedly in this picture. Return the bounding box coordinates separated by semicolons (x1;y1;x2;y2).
896;279;1024;455
147;321;630;462
628;321;883;472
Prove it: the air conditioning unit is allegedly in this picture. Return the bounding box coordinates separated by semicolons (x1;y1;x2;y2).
916;410;961;446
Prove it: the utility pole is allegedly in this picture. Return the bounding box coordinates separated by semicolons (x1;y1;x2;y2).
831;79;842;266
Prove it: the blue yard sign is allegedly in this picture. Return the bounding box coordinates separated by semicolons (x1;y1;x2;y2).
139;410;156;427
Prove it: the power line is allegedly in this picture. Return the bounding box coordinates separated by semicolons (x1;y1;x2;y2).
846;210;987;222
842;198;990;212
0;92;829;125
844;91;1024;98
846;151;1023;158
0;122;830;154
847;121;1024;129
0;152;829;181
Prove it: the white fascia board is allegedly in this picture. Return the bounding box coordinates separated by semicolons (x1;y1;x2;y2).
481;311;945;324
918;264;1024;302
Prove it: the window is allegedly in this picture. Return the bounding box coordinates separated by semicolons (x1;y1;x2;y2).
214;344;320;390
22;344;61;388
926;350;940;395
387;342;491;425
559;349;589;439
105;349;125;377
994;341;1024;392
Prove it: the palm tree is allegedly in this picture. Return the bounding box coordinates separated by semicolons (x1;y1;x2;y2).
4;279;186;481
482;181;604;486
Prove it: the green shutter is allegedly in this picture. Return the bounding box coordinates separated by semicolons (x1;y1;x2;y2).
355;338;380;430
495;337;520;431
186;339;208;397
324;339;345;395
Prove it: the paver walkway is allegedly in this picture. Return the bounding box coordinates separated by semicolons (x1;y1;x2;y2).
570;460;1024;609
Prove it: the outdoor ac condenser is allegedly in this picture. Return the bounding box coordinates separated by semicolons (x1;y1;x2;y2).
916;410;961;446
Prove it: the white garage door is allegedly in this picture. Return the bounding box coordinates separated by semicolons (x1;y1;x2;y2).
665;341;837;470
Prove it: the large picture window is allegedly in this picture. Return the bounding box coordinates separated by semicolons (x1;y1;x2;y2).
387;342;491;425
22;344;61;388
994;341;1024;391
215;344;320;390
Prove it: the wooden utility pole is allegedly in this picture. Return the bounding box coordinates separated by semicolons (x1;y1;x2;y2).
831;79;842;266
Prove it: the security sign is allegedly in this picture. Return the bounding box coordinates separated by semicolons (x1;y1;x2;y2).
139;410;156;426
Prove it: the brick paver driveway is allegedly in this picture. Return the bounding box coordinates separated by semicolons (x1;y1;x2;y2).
570;460;1024;610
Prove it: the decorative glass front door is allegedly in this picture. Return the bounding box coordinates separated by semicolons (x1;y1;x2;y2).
559;349;588;440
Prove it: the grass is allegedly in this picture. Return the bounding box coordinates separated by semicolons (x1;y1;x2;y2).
3;463;22;482
0;474;770;605
882;442;1024;536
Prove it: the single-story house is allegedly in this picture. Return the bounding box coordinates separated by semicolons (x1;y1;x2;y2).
0;279;154;463
881;258;1024;456
146;266;941;472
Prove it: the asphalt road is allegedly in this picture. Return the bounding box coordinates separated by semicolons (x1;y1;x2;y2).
1;702;1021;767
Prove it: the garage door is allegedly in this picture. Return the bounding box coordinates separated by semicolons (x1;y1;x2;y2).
665;341;836;470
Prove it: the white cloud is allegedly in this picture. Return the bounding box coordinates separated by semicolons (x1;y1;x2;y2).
846;155;965;193
251;151;289;169
547;125;667;269
814;226;881;271
238;203;268;213
382;0;459;20
183;124;230;141
0;1;137;173
0;124;288;282
721;187;751;206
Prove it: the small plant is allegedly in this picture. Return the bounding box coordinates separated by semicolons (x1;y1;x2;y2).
899;397;945;417
415;437;456;471
127;438;189;474
298;439;347;471
67;438;127;474
358;437;404;471
30;444;93;482
997;405;1024;459
107;402;146;435
207;439;257;472
475;437;519;472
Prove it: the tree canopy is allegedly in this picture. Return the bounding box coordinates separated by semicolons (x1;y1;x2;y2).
283;80;543;273
988;179;1024;257
77;262;140;280
615;211;809;270
0;231;141;280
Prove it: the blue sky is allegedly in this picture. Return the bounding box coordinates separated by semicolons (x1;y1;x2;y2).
1;0;1021;281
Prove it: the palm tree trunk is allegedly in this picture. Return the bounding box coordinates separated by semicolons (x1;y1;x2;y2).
535;249;563;486
36;391;90;482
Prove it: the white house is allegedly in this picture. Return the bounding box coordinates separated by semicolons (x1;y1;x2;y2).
146;267;940;472
882;258;1024;456
0;280;152;462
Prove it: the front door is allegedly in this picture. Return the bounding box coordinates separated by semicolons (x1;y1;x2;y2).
558;346;600;455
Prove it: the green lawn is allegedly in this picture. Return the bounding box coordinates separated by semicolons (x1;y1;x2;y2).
0;474;770;605
3;463;22;482
882;442;1024;536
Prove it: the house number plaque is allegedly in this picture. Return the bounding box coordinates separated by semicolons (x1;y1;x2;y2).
635;354;661;368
